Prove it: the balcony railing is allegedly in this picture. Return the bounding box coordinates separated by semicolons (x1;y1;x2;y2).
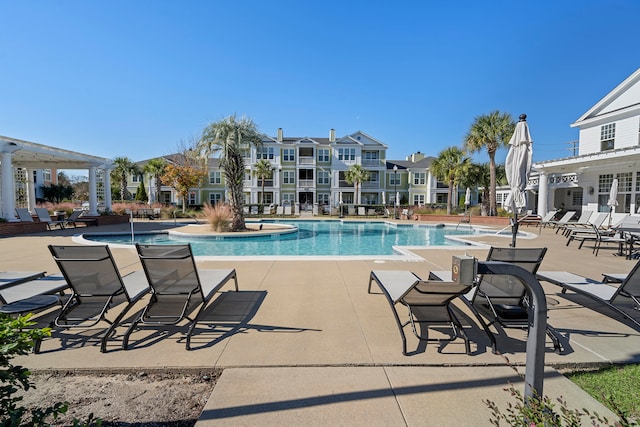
362;181;380;189
298;157;315;165
339;180;353;188
362;159;383;167
298;179;314;188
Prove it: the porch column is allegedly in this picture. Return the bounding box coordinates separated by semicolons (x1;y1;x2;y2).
103;167;112;212
1;145;19;221
26;168;37;212
538;170;548;217
88;166;99;216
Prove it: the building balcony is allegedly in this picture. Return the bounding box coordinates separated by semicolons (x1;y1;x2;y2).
298;157;315;165
362;181;380;189
362;159;383;167
298;179;315;188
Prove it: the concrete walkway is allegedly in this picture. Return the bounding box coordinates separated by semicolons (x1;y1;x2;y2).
3;219;639;425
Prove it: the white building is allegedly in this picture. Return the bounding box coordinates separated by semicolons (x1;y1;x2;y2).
532;68;640;222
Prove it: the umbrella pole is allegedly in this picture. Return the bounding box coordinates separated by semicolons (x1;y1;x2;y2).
511;212;518;247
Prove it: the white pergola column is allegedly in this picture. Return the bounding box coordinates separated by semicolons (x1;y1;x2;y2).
1;147;19;221
27;168;37;212
537;170;548;217
103;167;112;212
88;167;99;216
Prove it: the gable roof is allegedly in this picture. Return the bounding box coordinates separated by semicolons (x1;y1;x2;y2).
1;135;112;169
571;68;640;128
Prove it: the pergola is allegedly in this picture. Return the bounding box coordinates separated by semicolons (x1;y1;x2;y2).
0;135;114;220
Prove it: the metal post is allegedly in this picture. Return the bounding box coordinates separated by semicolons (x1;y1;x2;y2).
476;261;547;400
393;164;398;219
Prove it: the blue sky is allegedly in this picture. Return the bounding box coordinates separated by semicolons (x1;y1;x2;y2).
1;0;639;170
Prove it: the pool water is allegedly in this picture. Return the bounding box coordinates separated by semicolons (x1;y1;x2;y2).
81;220;476;257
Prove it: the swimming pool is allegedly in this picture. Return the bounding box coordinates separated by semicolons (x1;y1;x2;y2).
77;220;480;259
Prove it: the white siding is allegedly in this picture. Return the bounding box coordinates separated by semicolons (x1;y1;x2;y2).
578;127;601;155
601;79;640;115
616;116;640;149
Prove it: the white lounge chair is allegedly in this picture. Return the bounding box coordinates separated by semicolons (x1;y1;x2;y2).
537;261;640;330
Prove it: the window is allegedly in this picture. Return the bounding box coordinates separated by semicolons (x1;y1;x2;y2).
598;174;614;212
209;193;222;205
337;148;355;161
283;171;295;184
389;173;400;186
618;172;632;213
244;171;252;181
363;151;379;160
317;149;330;162
43;169;52;181
366;171;379;184
188;192;197;206
571;190;583;207
257;147;274;160
318;193;330;204
33;170;37;184
413;172;426;185
132;174;142;183
413;194;425;205
318;171;330;184
209;171;221;184
282;193;295;203
283;149;295;162
600;123;615;151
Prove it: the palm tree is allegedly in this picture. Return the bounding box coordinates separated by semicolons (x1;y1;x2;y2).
112;156;139;200
344;164;370;205
430;147;470;215
460;162;506;216
464;110;515;216
143;157;167;204
196;114;263;231
252;159;273;205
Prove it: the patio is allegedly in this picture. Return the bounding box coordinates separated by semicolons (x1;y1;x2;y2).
3;219;639;425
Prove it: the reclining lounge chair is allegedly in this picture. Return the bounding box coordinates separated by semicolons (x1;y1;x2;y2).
428;247;562;353
133;244;239;350
48;245;151;352
368;270;477;355
537;260;640;330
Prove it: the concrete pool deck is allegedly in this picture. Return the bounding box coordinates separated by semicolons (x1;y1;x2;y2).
3;218;640;425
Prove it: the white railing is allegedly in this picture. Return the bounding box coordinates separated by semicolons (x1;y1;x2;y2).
298;179;315;188
298;157;315;165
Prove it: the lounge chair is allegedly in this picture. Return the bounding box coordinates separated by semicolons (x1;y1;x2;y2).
358;206;366;216
565;213;608;246
15;208;35;222
276;206;284;215
429;247;562;353
48;245;151;352
0;271;70;352
133;244;239;350
34;208;66;230
557;210;593;236
533;210;557;229
348;206;356;216
537;260;640;330
543;211;576;231
284;205;292;215
368;270;475;355
63;209;98;227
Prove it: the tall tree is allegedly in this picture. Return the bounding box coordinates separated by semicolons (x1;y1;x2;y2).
459;162;506;216
430;146;470;215
196;115;263;231
143;157;167;204
344;164;370;205
111;156;140;200
464;110;515;216
252;159;273;205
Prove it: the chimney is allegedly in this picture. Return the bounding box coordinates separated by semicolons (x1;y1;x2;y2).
408;151;424;162
277;128;283;142
329;128;335;142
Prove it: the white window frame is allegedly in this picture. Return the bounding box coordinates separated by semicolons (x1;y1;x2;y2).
257;146;275;160
317;170;330;184
317;148;330;162
43;169;52;181
282;193;295;203
601;123;615;151
337;148;356;162
413;194;425;205
209;192;223;205
283;170;295;184
413;172;426;185
209;171;222;185
318;193;330;204
283;148;295;162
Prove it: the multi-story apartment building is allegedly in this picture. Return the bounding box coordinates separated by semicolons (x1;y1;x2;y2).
133;130;453;211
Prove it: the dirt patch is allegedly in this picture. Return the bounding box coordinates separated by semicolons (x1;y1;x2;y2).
17;370;221;426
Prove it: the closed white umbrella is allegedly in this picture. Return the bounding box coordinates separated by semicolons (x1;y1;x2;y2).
464;188;471;206
381;191;386;206
505;114;533;247
396;192;400;207
607;178;618;226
